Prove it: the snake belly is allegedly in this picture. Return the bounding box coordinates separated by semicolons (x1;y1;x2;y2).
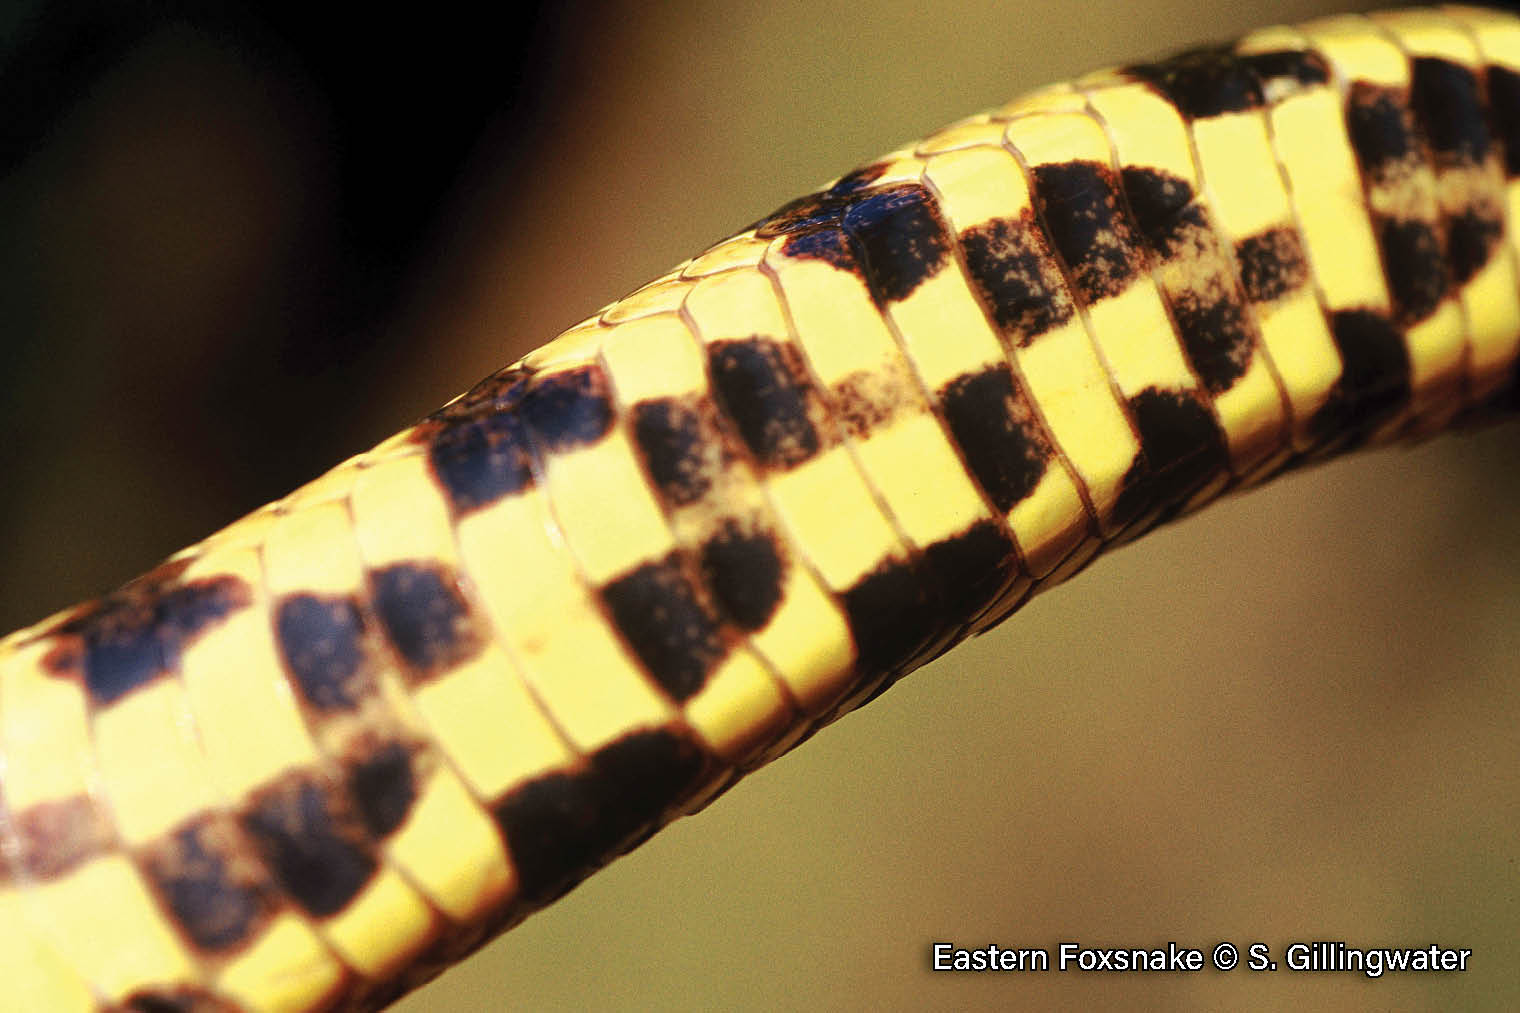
1;5;1518;1011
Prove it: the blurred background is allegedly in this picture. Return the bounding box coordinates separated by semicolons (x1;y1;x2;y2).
3;0;1518;1008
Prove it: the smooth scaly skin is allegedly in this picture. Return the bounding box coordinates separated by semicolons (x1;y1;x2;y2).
2;7;1518;1010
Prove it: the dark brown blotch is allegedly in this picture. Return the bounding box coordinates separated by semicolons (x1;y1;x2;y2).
425;411;536;514
239;773;377;919
370;562;480;678
1310;309;1412;442
707;338;824;470
1030;160;1142;303
830;366;918;438
1234;227;1308;304
699;520;786;632
1346;82;1417;181
1380;217;1448;323
958;211;1075;344
919;520;1019;632
518;365;615;454
1130;388;1229;501
1409;57;1489;166
780;227;862;272
631;396;723;508
346;741;418;840
493;729;709;904
1487;64;1520;177
415;368;537;514
842;183;952;303
1113;388;1229;522
139;815;274;952
47;569;249;707
939;364;1050;513
273;593;371;712
1447;206;1503;284
840;557;940;682
600;552;727;703
1169;289;1256;395
1128;47;1263;119
1119;165;1203;258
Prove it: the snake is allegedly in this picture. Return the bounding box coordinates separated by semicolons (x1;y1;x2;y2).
3;4;1517;1009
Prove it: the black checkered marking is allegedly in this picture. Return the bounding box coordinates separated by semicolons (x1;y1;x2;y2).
600;553;729;703
706;338;828;471
417;368;537;515
842;183;954;304
630;396;730;510
1120;165;1263;394
957;211;1077;346
43;568;249;708
492;730;709;905
370;562;482;681
138;814;278;954
1029;161;1145;304
1128;48;1265;118
938;364;1052;513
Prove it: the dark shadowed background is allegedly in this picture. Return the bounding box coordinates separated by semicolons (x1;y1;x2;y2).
3;0;1517;1008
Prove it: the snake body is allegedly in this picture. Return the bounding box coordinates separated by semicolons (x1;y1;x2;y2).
2;6;1518;1010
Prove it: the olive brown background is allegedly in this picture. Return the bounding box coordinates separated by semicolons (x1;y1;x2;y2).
3;0;1517;1008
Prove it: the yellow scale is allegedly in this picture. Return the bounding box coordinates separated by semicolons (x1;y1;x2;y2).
1;7;1518;1011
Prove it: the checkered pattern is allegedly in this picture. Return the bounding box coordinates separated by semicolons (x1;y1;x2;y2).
0;7;1518;1010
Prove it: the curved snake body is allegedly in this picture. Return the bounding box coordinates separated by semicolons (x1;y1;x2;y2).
2;6;1518;1009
